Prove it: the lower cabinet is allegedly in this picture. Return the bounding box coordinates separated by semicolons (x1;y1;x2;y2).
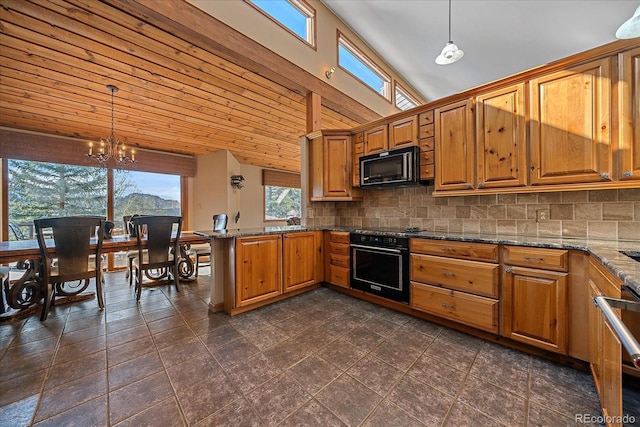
235;234;282;308
325;231;350;288
588;258;623;426
283;232;318;292
502;246;569;354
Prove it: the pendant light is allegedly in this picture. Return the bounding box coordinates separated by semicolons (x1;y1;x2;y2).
435;0;464;65
615;4;640;39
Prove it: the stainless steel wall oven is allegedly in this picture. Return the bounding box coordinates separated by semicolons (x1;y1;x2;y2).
350;232;409;303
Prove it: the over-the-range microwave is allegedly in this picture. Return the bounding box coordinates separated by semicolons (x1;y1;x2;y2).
360;146;421;188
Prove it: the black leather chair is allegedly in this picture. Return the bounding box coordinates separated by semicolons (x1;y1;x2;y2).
130;215;182;301
34;216;105;321
187;214;228;277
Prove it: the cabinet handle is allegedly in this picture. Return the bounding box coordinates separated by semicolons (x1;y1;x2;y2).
441;303;455;309
624;171;633;177
523;256;544;262
505;266;512;273
478;182;484;188
442;271;456;278
601;172;610;180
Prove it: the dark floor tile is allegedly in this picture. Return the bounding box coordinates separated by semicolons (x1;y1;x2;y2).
280;399;346;427
288;354;342;395
199;324;242;350
363;318;401;338
46;350;106;390
0;350;55;382
59;324;106;347
246;373;312;426
142;307;180;324
361;399;425;427
241;324;288;350
443;401;504;427
225;352;282;393
0;394;38;427
408;353;468;397
4;336;58;358
422;338;478;373
106;324;150;348
108;351;163;391
316;373;381;427
256;305;295;323
196;397;261;427
34;370;107;423
316;338;367;371
175;371;241;426
165;353;224;392
0;369;47;407
33;395;107;427
152;324;196;350
457;374;526;426
274;314;316;336
54;335;106;363
209;337;259;369
112;396;184;427
528;401;594;427
387;375;455;426
374;307;413;326
530;357;598;399
404;317;444;338
158;336;209;368
107;335;155;366
188;312;230;336
263;338;313;370
347;354;403;396
104;315;146;335
529;374;601;418
341;325;385;352
369;337;424;371
468;357;529;396
109;371;174;424
146;315;188;336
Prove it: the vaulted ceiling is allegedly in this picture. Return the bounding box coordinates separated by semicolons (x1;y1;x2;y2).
0;0;378;173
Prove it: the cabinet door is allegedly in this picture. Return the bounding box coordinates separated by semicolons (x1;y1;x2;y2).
530;58;611;185
619;47;640;181
588;280;603;395
502;265;568;354
283;232;316;292
235;235;282;307
435;98;475;191
476;84;527;189
364;124;388;155
601;319;623;426
323;135;350;197
389;115;418;150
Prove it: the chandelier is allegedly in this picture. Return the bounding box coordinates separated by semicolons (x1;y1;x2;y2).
86;84;136;168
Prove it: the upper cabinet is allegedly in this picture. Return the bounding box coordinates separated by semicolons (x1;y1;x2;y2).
308;130;362;201
529;58;612;186
476;83;527;189
363;124;388;155
388;115;418;150
618;47;640;181
434;99;475;191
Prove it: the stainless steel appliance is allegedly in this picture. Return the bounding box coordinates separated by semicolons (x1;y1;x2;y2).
360;146;420;188
350;232;409;303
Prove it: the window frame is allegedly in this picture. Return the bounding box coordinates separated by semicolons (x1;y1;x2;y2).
395;82;421;111
337;31;392;102
245;0;317;49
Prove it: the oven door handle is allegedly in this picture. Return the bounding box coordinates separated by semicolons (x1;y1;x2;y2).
594;295;640;369
350;244;404;254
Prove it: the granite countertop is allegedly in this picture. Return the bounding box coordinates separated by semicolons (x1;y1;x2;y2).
193;226;640;296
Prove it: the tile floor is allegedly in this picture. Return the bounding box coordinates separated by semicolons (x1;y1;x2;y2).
0;270;607;426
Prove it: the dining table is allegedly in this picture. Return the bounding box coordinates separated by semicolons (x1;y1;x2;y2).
0;232;209;321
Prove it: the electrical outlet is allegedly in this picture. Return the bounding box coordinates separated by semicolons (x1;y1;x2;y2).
536;209;550;223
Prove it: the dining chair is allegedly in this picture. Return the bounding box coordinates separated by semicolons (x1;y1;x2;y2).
34;216;105;321
187;213;227;278
131;215;182;301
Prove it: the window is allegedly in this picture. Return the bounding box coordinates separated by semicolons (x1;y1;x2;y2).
263;170;301;221
338;32;391;100
395;83;420;111
247;0;316;47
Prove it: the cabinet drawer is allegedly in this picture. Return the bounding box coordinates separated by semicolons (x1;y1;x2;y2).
329;265;350;288
411;254;499;298
329;242;350;256
353;132;364;143
353;142;364;155
419;110;434;125
420;150;434;165
330;253;350;268
420;137;434;151
411;282;499;333
411;239;499;262
420;164;434;180
503;246;568;272
329;232;350;244
419;124;435;139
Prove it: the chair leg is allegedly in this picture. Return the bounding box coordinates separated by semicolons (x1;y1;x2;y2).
128;257;134;286
40;281;53;321
135;266;142;302
194;254;199;278
96;271;105;310
172;262;180;292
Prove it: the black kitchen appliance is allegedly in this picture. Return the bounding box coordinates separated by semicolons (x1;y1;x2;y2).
350;232;409;303
359;146;420;188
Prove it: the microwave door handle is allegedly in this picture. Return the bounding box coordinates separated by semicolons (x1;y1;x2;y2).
404;152;411;180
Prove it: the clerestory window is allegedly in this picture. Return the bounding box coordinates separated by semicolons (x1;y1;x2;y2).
247;0;316;47
338;32;391;101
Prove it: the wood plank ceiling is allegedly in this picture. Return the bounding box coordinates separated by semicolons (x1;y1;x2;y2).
0;0;377;173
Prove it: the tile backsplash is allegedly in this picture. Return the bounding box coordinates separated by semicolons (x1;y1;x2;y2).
305;186;640;240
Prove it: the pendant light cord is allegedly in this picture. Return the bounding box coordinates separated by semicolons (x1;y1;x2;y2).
448;0;452;42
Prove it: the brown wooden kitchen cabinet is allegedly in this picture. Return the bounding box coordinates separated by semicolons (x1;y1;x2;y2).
235;234;282;308
618;47;640;181
308;130;362;201
502;246;569;354
410;239;500;333
283;231;319;293
588;258;623;426
475;83;527;189
529;58;612;186
418;110;435;180
434;98;475;191
363;124;388;155
352;132;364;187
325;231;350;288
389;115;418;150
